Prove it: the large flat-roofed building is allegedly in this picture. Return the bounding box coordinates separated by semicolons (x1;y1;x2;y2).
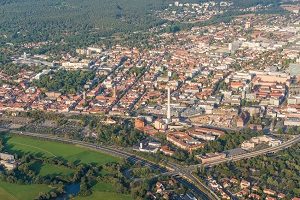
0;153;17;170
253;74;290;86
0;160;17;171
135;141;161;154
193;127;225;137
288;95;300;105
196;152;226;164
187;126;225;141
61;60;90;70
241;141;255;150
284;117;300;126
167;131;204;152
188;131;216;141
0;153;14;161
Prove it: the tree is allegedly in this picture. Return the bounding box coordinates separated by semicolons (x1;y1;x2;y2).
79;178;92;196
277;127;284;134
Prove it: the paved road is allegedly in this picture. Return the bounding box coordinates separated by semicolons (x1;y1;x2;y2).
168;162;220;200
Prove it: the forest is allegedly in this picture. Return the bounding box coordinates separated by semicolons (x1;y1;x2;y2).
0;0;283;46
0;0;169;44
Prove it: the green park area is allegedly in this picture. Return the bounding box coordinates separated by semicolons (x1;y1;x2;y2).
0;134;132;200
30;161;75;177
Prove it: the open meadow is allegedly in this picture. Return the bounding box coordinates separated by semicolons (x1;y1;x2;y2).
0;181;52;200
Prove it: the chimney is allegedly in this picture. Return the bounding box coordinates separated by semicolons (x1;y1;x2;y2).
167;86;171;122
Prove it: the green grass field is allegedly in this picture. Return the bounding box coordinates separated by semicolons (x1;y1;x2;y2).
5;135;120;165
29;160;75;177
0;187;15;200
76;182;133;200
0;181;52;200
40;163;75;177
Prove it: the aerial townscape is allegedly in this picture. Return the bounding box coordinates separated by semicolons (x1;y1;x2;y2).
0;0;299;200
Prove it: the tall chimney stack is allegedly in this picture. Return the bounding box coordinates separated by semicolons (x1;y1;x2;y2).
167;86;171;122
